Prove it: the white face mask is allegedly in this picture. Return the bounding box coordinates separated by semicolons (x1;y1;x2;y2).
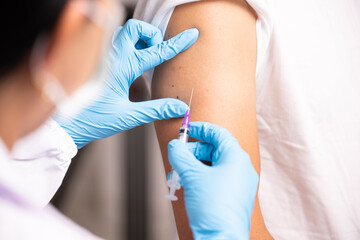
30;0;121;120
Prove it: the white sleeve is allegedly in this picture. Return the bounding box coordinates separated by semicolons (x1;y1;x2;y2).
0;187;102;240
8;118;78;207
134;0;273;82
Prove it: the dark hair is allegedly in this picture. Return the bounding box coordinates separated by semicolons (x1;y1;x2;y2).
0;0;69;78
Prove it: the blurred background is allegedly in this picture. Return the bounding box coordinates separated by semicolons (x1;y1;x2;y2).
50;1;179;239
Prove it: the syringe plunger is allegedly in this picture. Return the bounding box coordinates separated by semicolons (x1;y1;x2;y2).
165;170;181;201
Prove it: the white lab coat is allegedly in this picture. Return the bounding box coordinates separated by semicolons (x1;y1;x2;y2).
0;119;101;239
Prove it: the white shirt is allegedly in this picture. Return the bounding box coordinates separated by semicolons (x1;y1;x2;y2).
0;119;101;239
134;1;360;239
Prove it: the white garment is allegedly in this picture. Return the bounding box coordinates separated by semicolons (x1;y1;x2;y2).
0;120;100;239
134;1;360;239
8;119;77;207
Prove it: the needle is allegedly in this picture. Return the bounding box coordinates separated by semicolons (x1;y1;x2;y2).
188;88;194;109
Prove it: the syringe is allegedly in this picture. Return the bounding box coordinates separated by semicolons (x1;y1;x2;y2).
166;89;193;201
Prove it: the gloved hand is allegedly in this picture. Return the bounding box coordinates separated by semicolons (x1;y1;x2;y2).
56;19;199;148
168;122;259;240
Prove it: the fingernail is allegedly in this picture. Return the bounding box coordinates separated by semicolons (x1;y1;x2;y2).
180;101;189;113
182;28;199;51
186;28;199;35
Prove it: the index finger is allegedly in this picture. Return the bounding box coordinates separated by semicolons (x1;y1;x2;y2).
136;28;199;72
123;19;163;46
189;122;238;149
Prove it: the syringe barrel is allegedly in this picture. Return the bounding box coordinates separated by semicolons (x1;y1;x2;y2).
178;126;189;143
166;126;189;201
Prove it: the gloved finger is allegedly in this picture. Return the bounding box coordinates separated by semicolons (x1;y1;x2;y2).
186;142;214;162
123;19;163;46
168;139;204;175
136;28;199;72
130;99;188;126
189;122;239;150
189;122;253;167
112;26;123;41
109;27;123;53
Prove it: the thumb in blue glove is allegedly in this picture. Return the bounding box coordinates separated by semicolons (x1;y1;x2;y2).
168;122;259;240
56;19;199;148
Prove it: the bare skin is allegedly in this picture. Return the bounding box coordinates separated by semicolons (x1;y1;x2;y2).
152;0;273;239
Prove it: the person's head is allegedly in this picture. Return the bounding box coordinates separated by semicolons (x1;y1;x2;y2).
1;0;119;94
0;0;120;147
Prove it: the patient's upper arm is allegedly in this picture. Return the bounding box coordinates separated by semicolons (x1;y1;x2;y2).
152;1;271;239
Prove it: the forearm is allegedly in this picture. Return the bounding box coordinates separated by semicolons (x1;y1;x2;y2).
152;0;271;239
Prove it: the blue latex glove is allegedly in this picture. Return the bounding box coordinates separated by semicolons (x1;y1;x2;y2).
168;122;259;240
57;19;199;148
